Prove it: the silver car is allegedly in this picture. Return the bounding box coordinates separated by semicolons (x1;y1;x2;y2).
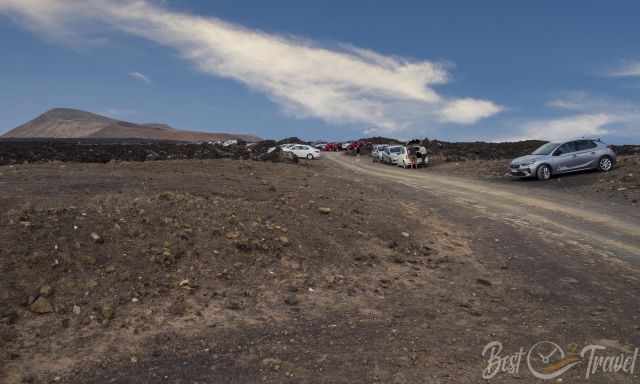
510;139;616;180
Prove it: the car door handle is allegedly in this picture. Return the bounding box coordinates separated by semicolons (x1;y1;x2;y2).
591;152;596;155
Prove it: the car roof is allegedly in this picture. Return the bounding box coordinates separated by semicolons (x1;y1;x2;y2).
555;138;601;144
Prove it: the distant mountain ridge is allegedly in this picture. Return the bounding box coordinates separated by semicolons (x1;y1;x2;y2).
2;108;261;142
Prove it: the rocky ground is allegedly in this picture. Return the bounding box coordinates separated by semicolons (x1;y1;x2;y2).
2;156;640;383
0;159;471;383
0;139;295;166
421;140;546;162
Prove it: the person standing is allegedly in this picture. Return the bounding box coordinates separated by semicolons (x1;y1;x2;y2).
419;146;428;167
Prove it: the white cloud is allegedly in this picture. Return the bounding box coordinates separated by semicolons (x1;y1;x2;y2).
546;91;640;119
607;60;640;77
516;113;616;142
439;98;504;124
128;71;151;84
0;0;108;45
0;0;502;133
497;91;640;142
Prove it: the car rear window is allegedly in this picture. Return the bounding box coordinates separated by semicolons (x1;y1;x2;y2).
576;140;597;151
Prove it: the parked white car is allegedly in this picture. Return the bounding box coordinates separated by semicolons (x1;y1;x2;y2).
372;144;389;162
283;144;321;159
341;142;351;150
280;144;296;151
222;139;238;147
397;145;429;168
381;145;404;165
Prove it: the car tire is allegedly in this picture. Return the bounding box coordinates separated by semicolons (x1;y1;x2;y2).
598;156;613;172
306;153;313;160
536;164;552;181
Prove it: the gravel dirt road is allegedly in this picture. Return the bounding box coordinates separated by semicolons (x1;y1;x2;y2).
328;153;640;262
2;155;640;383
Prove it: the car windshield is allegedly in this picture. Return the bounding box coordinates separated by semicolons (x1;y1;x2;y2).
389;147;402;153
531;143;559;155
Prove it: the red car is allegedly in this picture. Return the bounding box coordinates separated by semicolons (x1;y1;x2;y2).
323;143;340;152
347;141;368;151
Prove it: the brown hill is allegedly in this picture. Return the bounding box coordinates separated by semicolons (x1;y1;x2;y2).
2;108;261;142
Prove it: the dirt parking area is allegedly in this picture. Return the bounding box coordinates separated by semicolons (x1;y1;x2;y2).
426;155;640;206
2;158;640;383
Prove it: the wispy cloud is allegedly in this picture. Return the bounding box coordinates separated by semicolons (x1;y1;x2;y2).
546;91;593;110
547;91;640;117
0;0;503;134
518;113;616;141
606;60;640;77
509;91;639;141
128;71;151;84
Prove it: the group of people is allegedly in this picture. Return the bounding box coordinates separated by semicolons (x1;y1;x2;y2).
405;146;427;169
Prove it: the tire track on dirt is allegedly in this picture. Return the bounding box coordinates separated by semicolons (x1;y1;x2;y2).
326;153;640;261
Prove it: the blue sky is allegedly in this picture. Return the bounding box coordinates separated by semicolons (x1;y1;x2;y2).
0;0;639;143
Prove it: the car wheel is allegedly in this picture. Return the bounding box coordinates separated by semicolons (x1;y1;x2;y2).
598;156;613;172
306;153;313;160
536;164;552;181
